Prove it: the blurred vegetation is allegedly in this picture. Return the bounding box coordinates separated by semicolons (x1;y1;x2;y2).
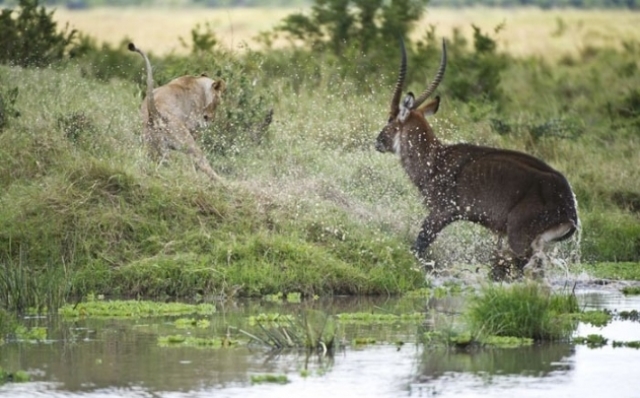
0;0;638;311
2;0;640;8
0;0;77;67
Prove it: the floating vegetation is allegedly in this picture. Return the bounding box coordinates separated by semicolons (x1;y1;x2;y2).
612;340;640;349
174;318;211;329
573;310;612;327
422;330;533;349
286;292;302;303
335;312;423;324
618;310;640;321
250;374;289;384
466;282;579;341
0;367;30;384
262;292;310;303
248;313;295;325
59;300;215;318
263;292;284;302
352;337;377;346
621;286;640;295
13;326;47;342
422;330;472;349
157;335;237;349
574;334;608;348
480;335;534;348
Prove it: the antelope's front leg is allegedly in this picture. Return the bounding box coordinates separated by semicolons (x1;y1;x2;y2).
412;212;454;258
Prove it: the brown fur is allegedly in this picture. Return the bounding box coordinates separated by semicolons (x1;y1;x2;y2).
128;42;225;182
376;40;578;277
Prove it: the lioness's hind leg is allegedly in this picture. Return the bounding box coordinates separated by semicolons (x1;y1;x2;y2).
174;127;222;183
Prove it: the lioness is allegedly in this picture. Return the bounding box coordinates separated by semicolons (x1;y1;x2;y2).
128;42;225;182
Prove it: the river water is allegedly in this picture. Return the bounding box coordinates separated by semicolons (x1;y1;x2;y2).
1;288;639;398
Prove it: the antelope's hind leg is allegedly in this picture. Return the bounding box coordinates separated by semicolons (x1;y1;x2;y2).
522;222;575;279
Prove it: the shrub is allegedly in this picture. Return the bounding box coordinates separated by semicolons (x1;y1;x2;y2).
0;0;76;67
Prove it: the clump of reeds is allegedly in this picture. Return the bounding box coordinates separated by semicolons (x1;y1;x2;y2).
236;310;337;355
466;282;579;341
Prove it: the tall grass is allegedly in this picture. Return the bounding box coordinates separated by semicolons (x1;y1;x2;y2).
466;283;579;341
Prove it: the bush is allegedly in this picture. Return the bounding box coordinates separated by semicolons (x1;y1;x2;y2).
0;0;77;67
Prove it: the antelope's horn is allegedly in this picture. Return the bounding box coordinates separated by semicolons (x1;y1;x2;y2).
389;37;407;120
412;38;447;109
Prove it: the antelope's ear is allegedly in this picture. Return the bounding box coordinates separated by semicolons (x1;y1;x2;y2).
212;79;226;93
419;96;440;117
399;92;415;122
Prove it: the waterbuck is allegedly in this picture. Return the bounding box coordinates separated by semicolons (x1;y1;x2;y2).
375;39;579;278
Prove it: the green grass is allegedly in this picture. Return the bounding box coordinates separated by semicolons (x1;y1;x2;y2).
466;283;579;341
580;263;640;281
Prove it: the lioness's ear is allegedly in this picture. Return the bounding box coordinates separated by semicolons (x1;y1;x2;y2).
212;79;226;93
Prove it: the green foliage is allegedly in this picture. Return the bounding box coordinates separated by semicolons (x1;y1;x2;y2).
59;299;215;318
574;334;608;348
275;0;428;85
336;312;423;324
581;262;640;280
179;21;219;55
466;283;579;341
581;211;640;262
573;310;612;327
0;308;17;337
612;340;640;349
158;334;237;348
242;309;337;352
71;35;139;82
250;374;289;384
622;286;640;295
618;310;640;321
0;0;76;67
480;335;534;348
437;25;507;103
0;256;72;313
0;84;19;132
278;0;428;55
0;367;30;384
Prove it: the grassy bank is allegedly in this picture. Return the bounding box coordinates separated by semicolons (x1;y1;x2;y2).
1;5;639;311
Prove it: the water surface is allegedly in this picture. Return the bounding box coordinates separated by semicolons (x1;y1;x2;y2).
1;290;639;398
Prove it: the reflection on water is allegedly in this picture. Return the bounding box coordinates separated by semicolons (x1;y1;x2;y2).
1;291;639;397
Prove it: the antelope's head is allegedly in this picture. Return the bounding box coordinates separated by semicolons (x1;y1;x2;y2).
375;39;447;154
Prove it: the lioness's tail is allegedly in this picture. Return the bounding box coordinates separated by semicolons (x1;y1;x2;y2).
128;42;159;121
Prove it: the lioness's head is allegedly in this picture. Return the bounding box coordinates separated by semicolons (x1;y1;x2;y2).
201;77;226;124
